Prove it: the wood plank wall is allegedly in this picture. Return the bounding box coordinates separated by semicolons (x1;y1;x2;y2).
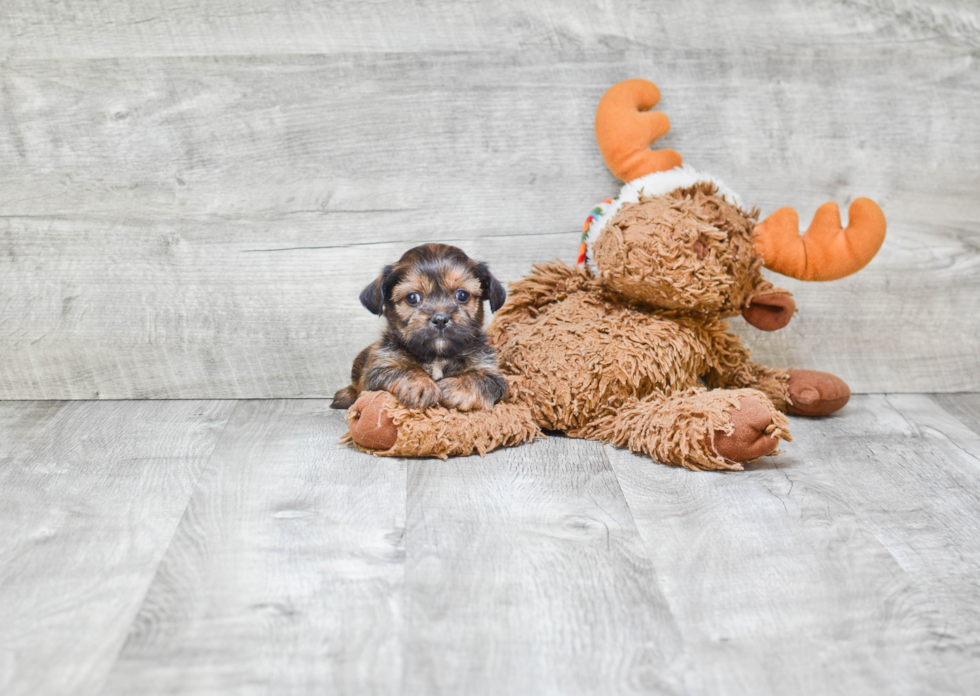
1;0;977;398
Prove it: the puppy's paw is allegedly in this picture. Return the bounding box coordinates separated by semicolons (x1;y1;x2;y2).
393;375;441;410
438;376;495;412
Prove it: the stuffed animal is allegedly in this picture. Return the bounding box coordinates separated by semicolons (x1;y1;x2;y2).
342;79;886;470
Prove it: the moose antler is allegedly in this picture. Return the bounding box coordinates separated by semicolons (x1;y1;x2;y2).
595;79;683;182
754;198;886;281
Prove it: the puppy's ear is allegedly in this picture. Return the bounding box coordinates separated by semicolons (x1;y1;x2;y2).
359;265;394;316
475;262;507;313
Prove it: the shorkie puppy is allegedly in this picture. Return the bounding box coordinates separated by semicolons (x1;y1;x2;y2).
331;243;509;412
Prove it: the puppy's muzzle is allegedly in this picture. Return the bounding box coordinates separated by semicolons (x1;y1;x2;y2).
429;313;451;331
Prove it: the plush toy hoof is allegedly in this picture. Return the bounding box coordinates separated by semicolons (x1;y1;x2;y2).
786;369;850;416
712;396;780;463
348;392;398;452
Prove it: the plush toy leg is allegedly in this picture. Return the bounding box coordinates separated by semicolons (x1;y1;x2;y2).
705;360;793;412
707;362;849;417
588;388;791;471
344;391;540;459
786;369;850;416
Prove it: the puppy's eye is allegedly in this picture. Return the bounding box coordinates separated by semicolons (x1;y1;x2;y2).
454;289;470;303
405;292;422;306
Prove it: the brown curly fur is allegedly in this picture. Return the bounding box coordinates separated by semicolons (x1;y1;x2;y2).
346;183;803;469
488;257;790;470
343;377;540;459
593;184;762;313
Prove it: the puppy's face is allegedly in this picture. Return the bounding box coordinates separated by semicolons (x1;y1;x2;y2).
359;244;507;360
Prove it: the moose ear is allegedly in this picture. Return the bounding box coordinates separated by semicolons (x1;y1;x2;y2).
742;290;796;331
475;262;507;313
359;265;395;316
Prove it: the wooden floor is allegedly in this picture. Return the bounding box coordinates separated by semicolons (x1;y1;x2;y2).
2;2;978;694
1;395;978;695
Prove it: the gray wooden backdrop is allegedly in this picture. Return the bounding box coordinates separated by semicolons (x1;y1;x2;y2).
1;0;978;399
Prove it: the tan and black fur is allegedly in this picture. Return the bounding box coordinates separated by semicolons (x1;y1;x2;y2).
332;244;508;412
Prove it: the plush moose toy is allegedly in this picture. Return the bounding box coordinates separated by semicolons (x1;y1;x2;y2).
342;79;886;470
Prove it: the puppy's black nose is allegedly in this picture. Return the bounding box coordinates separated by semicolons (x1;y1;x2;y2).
430;313;451;330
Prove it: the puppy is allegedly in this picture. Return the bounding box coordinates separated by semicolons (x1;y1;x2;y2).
331;243;509;412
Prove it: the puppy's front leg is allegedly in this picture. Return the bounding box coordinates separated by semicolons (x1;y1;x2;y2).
363;363;441;409
391;370;442;409
438;370;508;411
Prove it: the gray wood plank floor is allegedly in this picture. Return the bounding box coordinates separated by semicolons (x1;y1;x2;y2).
0;400;236;696
2;395;979;695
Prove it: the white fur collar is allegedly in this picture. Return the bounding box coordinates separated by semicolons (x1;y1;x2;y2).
583;165;744;252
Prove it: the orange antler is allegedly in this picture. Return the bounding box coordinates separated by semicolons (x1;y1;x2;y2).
754;198;886;281
595;79;683;183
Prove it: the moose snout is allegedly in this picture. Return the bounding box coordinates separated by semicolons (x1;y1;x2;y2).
429;313;451;330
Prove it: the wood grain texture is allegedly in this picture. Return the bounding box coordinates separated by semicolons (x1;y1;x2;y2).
0;0;978;397
813;394;980;691
930;392;980;440
402;435;690;695
608;394;980;695
2;396;980;694
100;400;406;696
0;400;234;696
2;0;978;59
